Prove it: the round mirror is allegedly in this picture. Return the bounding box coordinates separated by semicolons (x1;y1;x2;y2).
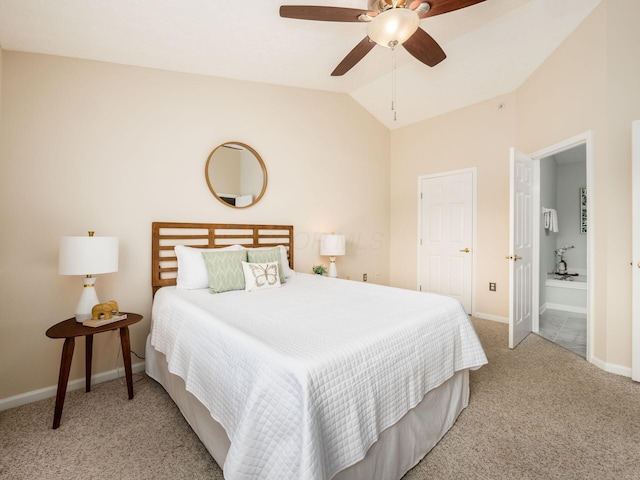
205;142;268;208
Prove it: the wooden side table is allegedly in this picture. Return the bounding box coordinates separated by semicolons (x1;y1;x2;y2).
45;313;143;429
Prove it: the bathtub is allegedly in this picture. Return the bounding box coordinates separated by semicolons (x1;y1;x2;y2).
544;274;587;314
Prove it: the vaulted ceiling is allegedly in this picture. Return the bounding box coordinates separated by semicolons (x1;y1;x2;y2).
0;0;601;128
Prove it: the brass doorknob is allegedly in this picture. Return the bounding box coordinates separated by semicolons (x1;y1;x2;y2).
505;255;522;261
459;248;471;253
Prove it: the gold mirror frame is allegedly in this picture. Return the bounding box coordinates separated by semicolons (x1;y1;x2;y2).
205;142;268;209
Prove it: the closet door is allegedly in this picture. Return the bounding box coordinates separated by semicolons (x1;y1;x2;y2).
418;169;475;314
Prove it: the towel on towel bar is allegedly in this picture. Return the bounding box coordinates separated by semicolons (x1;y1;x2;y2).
543;208;559;232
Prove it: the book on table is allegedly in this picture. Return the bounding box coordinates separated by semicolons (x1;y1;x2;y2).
82;313;128;328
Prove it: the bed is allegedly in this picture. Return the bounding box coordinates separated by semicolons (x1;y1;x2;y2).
146;222;487;480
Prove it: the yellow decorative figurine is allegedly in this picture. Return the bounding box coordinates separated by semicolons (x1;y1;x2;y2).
91;300;119;320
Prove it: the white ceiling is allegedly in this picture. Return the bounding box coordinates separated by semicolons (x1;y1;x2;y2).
0;0;601;129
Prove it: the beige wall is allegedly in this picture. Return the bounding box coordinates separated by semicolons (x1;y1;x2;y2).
517;0;640;368
390;92;517;318
0;46;3;133
3;0;639;403
604;0;640;366
0;52;390;399
390;0;640;371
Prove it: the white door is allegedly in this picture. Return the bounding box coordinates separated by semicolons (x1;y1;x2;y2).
509;148;534;348
419;170;474;314
632;120;640;381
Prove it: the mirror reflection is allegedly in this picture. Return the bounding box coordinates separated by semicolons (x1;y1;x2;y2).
205;142;267;208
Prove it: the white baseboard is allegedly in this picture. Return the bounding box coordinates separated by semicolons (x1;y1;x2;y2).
589;355;631;378
473;312;508;324
0;361;145;412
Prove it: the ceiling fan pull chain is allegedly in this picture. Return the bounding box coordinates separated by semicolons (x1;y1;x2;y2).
391;44;397;122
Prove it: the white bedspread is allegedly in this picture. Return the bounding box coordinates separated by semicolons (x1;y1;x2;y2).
150;274;487;480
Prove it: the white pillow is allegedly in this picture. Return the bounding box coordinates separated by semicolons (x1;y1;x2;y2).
277;245;296;279
175;244;244;290
242;261;282;292
247;245;295;278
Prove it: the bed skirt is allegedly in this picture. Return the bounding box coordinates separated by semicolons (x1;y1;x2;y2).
145;334;469;480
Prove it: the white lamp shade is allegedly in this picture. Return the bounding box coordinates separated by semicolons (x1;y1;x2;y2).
59;236;119;275
320;234;346;257
368;8;420;48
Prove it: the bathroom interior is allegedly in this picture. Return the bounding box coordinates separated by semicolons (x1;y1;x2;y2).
538;143;587;357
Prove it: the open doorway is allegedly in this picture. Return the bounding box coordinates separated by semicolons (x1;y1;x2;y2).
537;144;587;357
509;132;593;358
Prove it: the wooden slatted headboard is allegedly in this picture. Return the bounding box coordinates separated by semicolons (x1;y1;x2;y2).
152;222;294;295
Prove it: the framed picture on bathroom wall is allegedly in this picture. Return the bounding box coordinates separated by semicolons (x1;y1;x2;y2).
580;187;587;234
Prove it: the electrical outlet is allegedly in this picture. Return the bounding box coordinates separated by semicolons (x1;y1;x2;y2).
489;282;496;292
363;273;368;282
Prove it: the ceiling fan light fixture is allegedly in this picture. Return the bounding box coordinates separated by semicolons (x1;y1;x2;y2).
367;8;420;48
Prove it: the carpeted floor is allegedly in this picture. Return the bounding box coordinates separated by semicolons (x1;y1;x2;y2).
1;318;639;479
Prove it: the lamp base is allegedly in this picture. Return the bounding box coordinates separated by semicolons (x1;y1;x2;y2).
75;277;100;322
327;257;338;278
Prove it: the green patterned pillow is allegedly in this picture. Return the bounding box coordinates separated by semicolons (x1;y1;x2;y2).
247;247;285;284
201;249;248;293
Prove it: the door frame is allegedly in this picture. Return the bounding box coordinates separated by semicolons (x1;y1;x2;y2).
632;120;639;381
528;131;594;361
417;167;477;315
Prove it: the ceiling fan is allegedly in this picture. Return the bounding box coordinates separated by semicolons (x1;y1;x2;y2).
280;0;486;76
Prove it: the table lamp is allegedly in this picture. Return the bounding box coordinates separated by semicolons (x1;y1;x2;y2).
59;231;119;321
320;233;345;278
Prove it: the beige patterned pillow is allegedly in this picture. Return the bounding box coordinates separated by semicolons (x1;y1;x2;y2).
202;250;248;293
242;261;282;292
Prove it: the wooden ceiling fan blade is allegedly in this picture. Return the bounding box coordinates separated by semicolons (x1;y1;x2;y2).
280;5;371;22
403;28;446;67
331;37;376;76
419;0;486;18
